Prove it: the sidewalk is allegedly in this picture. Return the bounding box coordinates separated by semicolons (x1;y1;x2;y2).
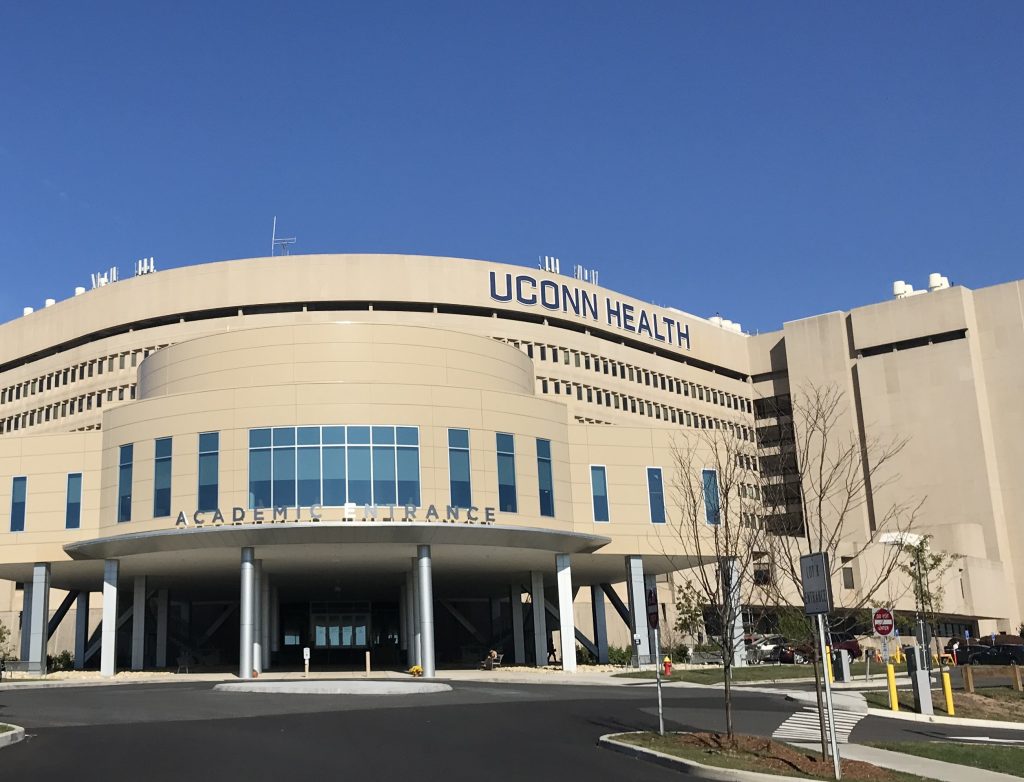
796;742;1021;782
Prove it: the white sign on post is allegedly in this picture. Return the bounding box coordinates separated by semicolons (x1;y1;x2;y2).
800;552;833;616
303;647;311;661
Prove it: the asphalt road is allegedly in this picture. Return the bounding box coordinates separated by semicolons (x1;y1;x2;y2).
1;680;1022;781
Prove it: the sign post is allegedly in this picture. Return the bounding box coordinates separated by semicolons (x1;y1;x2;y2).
647;587;665;736
801;553;841;781
873;607;894;665
303;646;310;678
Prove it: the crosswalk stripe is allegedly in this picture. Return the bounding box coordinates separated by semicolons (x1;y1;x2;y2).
771;706;866;744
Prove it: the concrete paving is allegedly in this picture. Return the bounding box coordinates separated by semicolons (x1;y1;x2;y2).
214;680;452;695
800;742;1022;782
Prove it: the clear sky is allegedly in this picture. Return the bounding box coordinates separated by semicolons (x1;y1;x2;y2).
1;3;1022;333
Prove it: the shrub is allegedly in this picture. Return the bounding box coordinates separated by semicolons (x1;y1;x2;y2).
575;644;596;665
47;649;74;672
608;645;633;666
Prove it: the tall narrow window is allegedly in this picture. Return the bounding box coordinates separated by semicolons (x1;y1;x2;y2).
118;444;133;522
647;467;666;524
198;432;220;512
66;473;83;529
10;477;27;532
702;468;720;525
154;437;172;518
347;426;372;505
371;426;397;505
297;427;322;506
537;439;555;517
496;433;517;513
590;465;609;522
272;427;297;507
396;427;421;506
322;426;346;506
448;428;472;508
249;429;272;509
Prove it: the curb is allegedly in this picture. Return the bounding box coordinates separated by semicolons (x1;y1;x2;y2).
865;707;1024;731
0;724;26;749
598;732;808;782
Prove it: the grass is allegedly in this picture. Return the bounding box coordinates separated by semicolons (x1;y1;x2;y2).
615;663;823;684
0;724;13;734
864;686;1024;722
615;732;929;781
867;741;1024;778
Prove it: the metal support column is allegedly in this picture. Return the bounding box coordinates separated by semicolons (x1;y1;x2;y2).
252;559;263;674
399;583;408;656
239;547;255;679
131;575;146;670
20;580;33;661
155;589;168;668
591;585;609;664
261;572;271;671
722;557;746;667
409;563;421;667
555;555;577;672
74;591;90;670
101;559;119;677
510;585;525;664
28;563;51;675
270;585;280;654
417;545;435;678
530;571;547;666
625;555;651;664
644;574;659;666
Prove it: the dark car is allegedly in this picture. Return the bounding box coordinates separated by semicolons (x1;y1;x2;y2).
971;644;1024;666
829;632;862;660
779;642;814;664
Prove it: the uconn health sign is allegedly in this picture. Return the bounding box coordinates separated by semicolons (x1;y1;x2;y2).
489;271;691;351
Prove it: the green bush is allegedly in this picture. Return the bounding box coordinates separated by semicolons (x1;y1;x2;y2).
663;643;690;663
47;649;74;672
608;645;633;666
576;644;596;665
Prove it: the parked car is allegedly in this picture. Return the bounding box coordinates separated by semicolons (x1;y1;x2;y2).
748;634;787;664
779;642;814;665
971;644;1024;666
829;632;862;660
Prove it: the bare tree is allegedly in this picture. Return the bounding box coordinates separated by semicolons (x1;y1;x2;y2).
759;383;923;620
664;420;770;741
899;534;961;663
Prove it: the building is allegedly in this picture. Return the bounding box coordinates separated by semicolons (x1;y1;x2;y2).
0;254;1020;676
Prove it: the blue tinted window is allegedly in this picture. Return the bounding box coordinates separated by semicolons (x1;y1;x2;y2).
537;439;554;518
272;447;296;507
297;427;321;446
323;446;346;505
348;446;372;505
66;473;83;530
372;445;397;504
249;449;272;509
372;426;395;445
702;469;720;525
396;427;418;446
10;477;27;532
118;444;134;523
496;433;517;513
323;426;345;445
348;426;370;445
198;432;219;512
590;466;609;522
448;429;471;507
448;428;469;449
154;437;172;518
297;447;321;506
647;467;666;524
249;428;272;448
397;448;420;506
272;427;295;446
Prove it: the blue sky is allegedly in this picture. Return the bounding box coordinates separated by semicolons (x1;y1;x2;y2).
1;3;1022;333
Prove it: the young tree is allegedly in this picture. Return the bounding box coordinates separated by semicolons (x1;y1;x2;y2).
673;577;706;641
0;618;13;661
899;534;961;662
664;420;769;741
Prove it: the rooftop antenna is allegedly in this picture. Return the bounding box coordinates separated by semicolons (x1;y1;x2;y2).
271;216;297;256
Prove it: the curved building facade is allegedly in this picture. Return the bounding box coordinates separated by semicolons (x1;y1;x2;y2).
0;254;1020;675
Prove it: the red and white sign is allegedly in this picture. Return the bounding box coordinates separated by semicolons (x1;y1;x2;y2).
872;607;895;637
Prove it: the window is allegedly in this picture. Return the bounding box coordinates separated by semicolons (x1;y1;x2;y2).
647;467;666;524
841;556;855;589
154;437;172;518
248;425;420;509
701;468;720;525
590;466;609;522
537;439;555;517
118;444;133;522
448;428;472;508
496;433;517;513
66;473;83;529
10;477;26;532
753;553;772;586
198;432;219;512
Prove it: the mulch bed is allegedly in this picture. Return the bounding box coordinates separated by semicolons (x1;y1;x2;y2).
664;732;910;781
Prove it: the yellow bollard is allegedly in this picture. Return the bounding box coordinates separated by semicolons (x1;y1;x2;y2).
825;645;834;684
886;663;899;711
942;671;955;716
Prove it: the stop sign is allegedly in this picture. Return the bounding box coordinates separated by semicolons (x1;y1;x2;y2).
872;607;894;637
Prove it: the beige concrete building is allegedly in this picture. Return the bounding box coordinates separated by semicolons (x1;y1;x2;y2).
0;254;1019;675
